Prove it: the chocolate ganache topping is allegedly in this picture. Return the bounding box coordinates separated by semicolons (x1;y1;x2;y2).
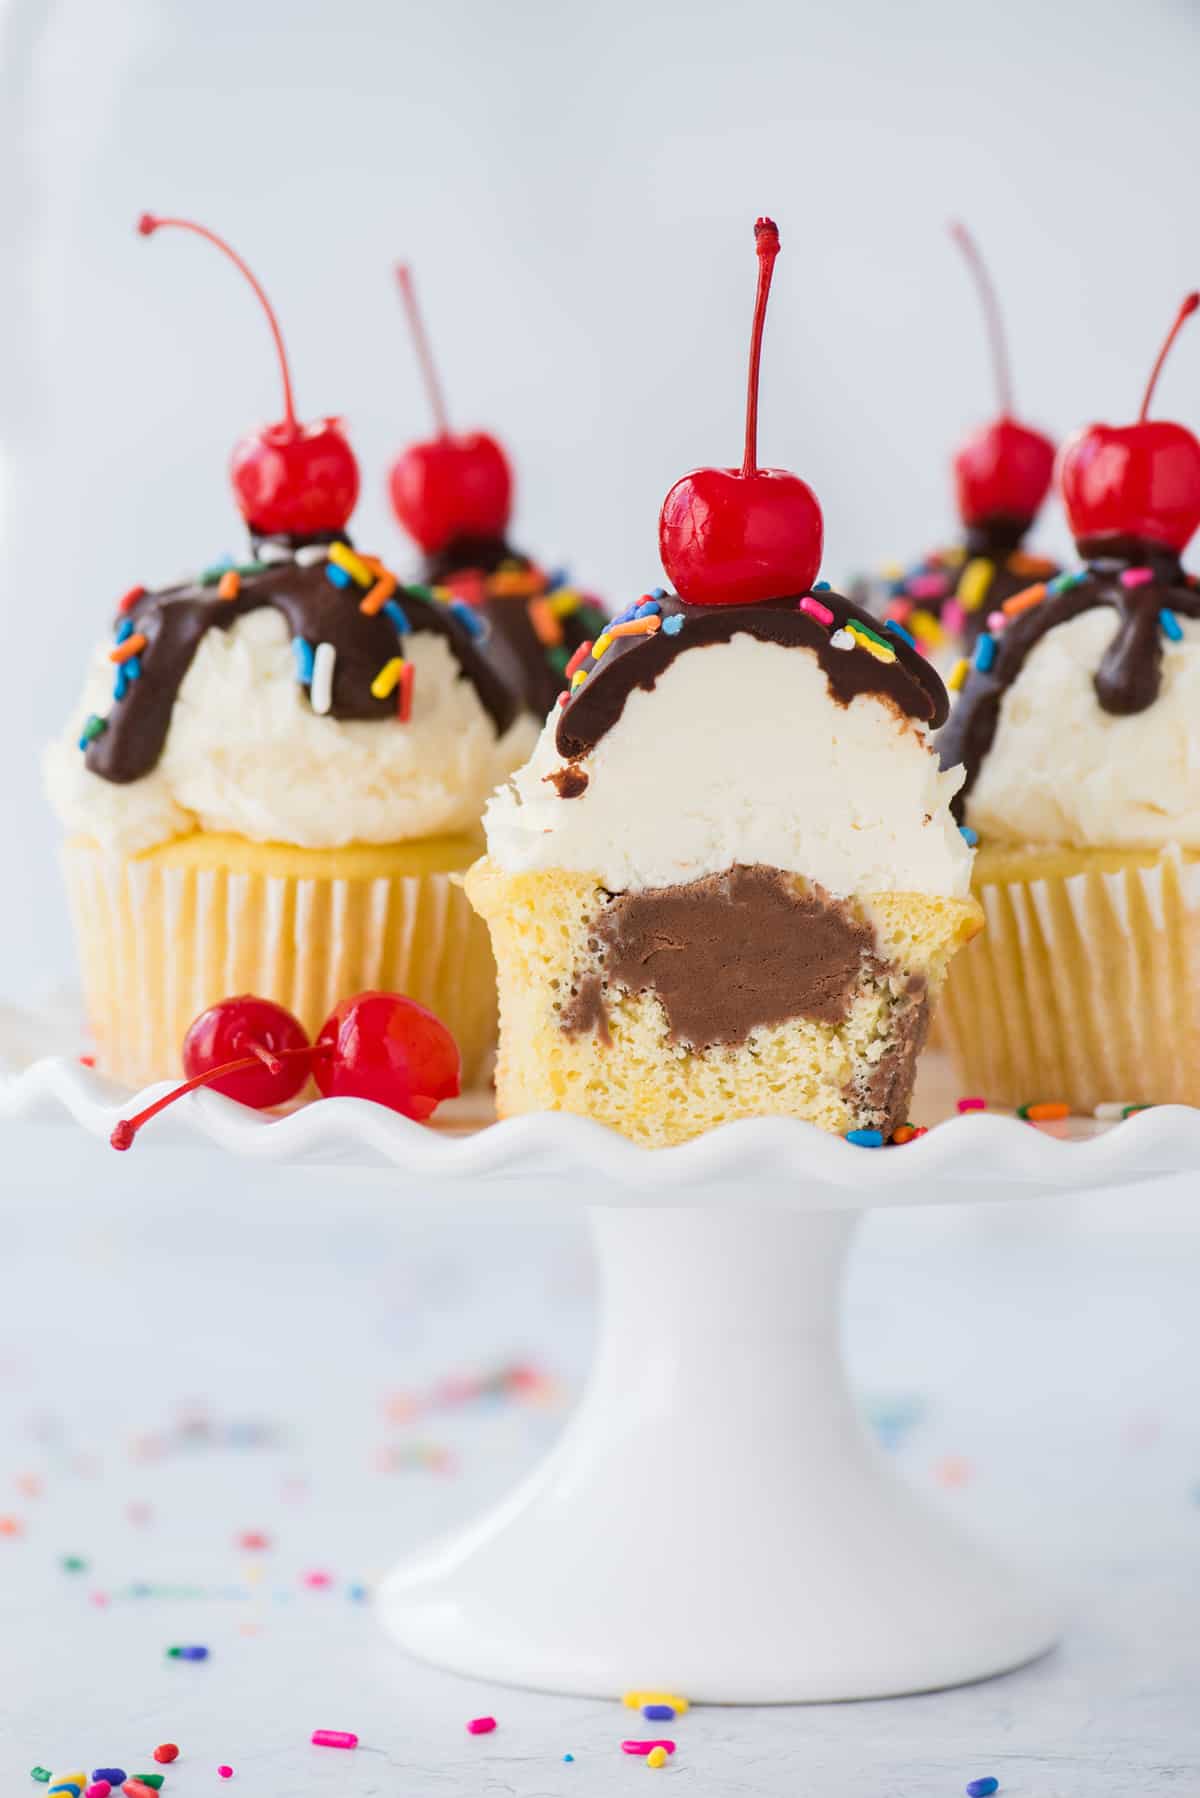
555;585;949;763
423;533;605;720
939;537;1200;817
82;532;519;785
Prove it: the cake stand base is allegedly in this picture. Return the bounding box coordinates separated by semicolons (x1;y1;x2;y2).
378;1205;1058;1702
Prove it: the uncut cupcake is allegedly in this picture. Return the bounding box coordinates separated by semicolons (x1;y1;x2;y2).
45;215;527;1089
467;219;982;1149
939;292;1200;1111
386;264;608;719
854;225;1057;672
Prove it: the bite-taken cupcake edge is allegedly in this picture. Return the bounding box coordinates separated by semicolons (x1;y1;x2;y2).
937;290;1200;1112
468;217;983;1150
45;212;533;1091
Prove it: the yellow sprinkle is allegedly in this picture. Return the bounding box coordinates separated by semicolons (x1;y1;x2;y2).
549;589;582;617
328;541;375;588
942;545;967;567
571;668;588;690
846;625;896;664
591;631;614;659
957;557;995;612
370;657;405;699
647;1748;668;1769
947;657;970;692
879;560;904;581
622;1692;690;1713
907;608;946;648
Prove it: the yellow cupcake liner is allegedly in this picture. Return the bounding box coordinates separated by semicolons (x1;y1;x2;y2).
63;831;497;1091
940;843;1200;1111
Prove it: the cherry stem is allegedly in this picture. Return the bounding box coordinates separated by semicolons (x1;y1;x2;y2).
742;218;781;479
949;221;1014;417
137;213;299;435
1139;291;1200;422
395;264;451;439
110;1043;314;1152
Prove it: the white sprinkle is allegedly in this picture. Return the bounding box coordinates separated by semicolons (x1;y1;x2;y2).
256;541;292;564
829;628;854;651
311;641;336;715
1093;1101;1134;1119
295;543;330;567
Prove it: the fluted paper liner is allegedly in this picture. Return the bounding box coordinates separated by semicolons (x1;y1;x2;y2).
941;847;1200;1111
63;838;497;1091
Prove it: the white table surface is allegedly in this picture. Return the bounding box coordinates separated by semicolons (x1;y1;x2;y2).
1;1119;1198;1798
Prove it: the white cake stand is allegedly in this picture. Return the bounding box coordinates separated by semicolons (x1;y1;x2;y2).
5;1000;1198;1703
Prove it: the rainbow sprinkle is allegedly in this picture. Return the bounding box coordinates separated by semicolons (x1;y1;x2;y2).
328;541;375;588
78;714;107;752
1120;566;1154;590
1017;1101;1070;1122
371;658;406;700
109;633;147;665
117;584;146;615
449;598;485;639
1160;608;1183;642
947;658;970;692
217;570;240;602
527;597;563;647
1001;582;1046;617
325;562;352;590
564;642;593;680
846;621;897;664
661;614;684;636
959;825;978;846
382;600;411;636
291;637;315;684
846;1128;884;1147
360;573;398;616
974;633;997;673
884;618;915;648
1046;569;1086;596
957;1096;986;1113
799;595;834;626
907;608;946;649
957;558;995;612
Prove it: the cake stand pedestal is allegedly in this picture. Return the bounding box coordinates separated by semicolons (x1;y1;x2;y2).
5;1010;1199;1703
378;1203;1055;1702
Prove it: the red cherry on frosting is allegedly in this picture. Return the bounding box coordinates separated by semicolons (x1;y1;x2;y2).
110;996;312;1150
948;222;1055;528
387;264;514;554
659;218;823;606
312;991;461;1122
1058;292;1200;553
138;212;360;537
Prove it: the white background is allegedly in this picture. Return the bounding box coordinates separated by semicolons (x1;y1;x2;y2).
2;0;1199;994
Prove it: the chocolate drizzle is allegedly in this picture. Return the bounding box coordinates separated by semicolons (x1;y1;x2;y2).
939;536;1200;815
85;533;519;786
424;533;604;720
555;587;948;762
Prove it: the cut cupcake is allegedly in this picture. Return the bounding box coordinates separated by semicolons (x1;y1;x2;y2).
467;217;981;1148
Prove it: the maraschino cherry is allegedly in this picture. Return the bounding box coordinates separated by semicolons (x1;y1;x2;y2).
658;218;823;606
313;992;460;1122
110;992;461;1150
387;264;513;554
137;212;360;538
1058;292;1200;553
948;222;1055;530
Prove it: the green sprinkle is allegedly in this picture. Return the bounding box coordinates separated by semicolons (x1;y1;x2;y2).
547;645;571;674
1121;1103;1151;1118
847;616;891;650
133;1777;164;1789
30;1769;52;1783
406;582;437;602
60;1554;88;1572
234;560;270;577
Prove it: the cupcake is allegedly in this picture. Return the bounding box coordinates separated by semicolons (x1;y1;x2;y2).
854;225;1057;671
386;264;607;718
467;219;981;1148
939;291;1200;1111
45;215;527;1089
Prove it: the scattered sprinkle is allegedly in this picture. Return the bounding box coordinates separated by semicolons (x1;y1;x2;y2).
957;1096;986;1113
449;598;485;639
109;632;147;665
325;562;352;590
1047;569;1087;596
908;608;946;648
563;1753;575;1763
799;595;834;627
123;1783;157;1798
397;661;416;723
527;597;563;647
608;616;662;640
907;572;951;602
1018;1102;1070;1122
829;628;854;651
166;1643;209;1659
966;1781;999;1798
328;541;375;588
117;584;146;614
884;618;915;647
78;714;108;752
291;636;315;684
974;633;997;673
622;1741;675;1757
48;1777;86;1797
370;657;406;701
947;657;970;692
217;571;240;602
942;599;967;636
661;614;685;636
623;1692;689;1713
1120;567;1154;590
846;1128;884;1148
61;1555;88;1572
311;1731;358;1749
131;1780;164;1792
310;642;336;716
1160;608;1183;642
91;1773;125;1788
890;1123;927;1144
360;572;398;616
986;610;1007;633
30;1771;52;1784
812;579;832;591
642;1704;675;1721
152;1749;178;1766
564;642;593;680
957;558;995;612
1122;1103;1151;1118
1001;582;1046;617
647;1747;669;1769
959;825;978;846
466;1717;497;1735
200;557;234;585
85;1786;110;1798
216;1768;234;1781
382;599;411;636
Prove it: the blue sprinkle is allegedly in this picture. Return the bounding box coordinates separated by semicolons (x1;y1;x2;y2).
642;1703;675;1721
563;1754;575;1763
812;579;832;591
884;619;915;648
124;655;142;682
661;614;685;636
77;714;107;753
325;562;352;589
612;603;640;626
92;1771;126;1787
383;599;411;636
974;632;997;673
449;598;485;639
113;666;129;702
347;1582;368;1602
291;636;315;684
651;586;667;600
1047;569;1085;597
960;825;979;847
965;1781;999;1798
634;600;662;618
847;1129;884;1148
115;617;134;644
545;567;569;592
1160;607;1183;642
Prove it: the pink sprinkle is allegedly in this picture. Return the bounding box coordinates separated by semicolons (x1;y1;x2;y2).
87;1784;111;1798
799;595;834;627
466;1716;497;1735
1121;566;1154;589
217;1768;234;1780
622;1740;676;1756
942;599;966;635
238;1530;270;1551
957;1096;986;1113
986;610;1007;632
311;1731;358;1750
907;572;951;601
302;1569;332;1588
